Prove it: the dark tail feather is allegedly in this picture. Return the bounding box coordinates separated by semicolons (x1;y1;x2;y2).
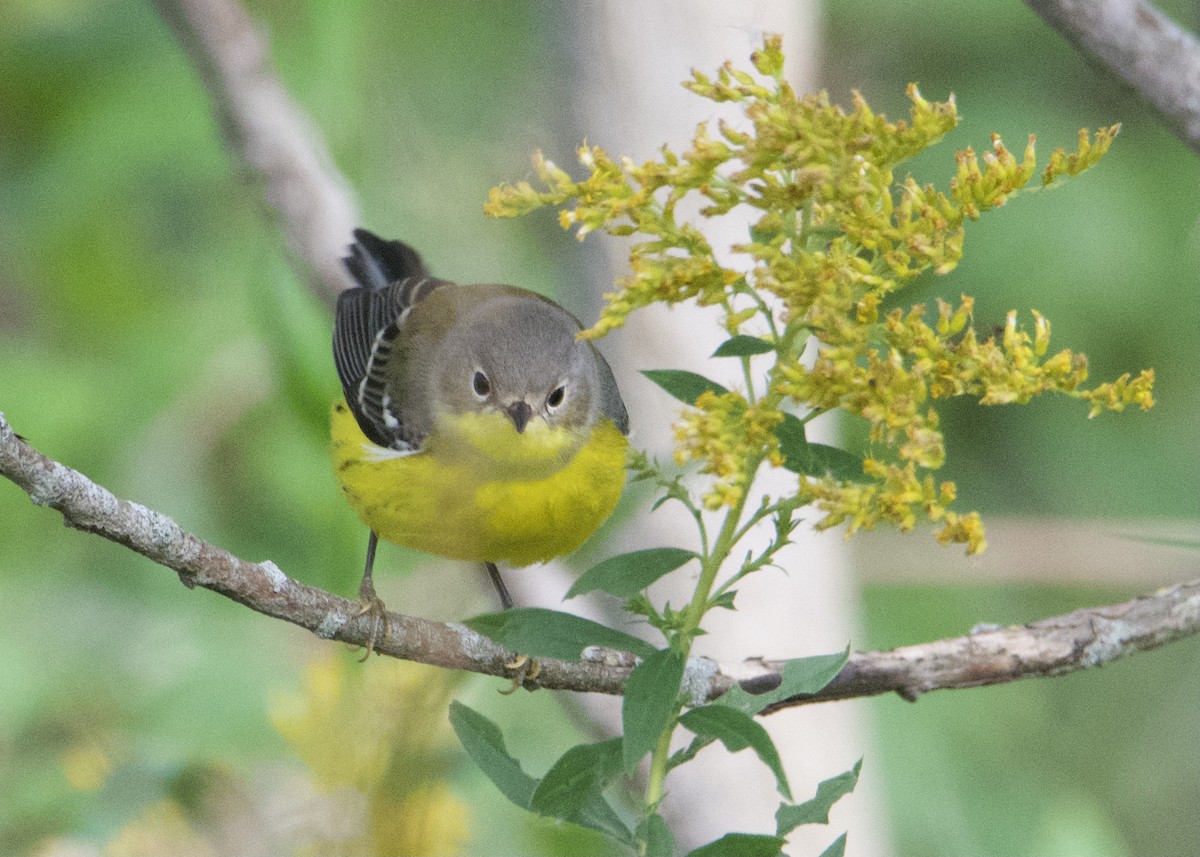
343;229;429;289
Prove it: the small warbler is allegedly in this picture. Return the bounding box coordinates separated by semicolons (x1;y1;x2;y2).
331;229;629;641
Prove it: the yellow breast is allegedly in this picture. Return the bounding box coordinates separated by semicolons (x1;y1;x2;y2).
330;402;628;566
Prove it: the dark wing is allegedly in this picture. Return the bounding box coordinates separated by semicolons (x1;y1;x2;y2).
589;345;630;435
333;231;444;450
344;228;429;288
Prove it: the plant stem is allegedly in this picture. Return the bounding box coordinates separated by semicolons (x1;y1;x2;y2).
741;355;757;403
644;721;674;809
641;458;762;832
641;321;783;833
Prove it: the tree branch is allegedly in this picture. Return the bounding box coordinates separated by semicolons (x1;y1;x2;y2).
5;410;1198;712
151;0;359;298
1027;0;1200;155
764;578;1200;710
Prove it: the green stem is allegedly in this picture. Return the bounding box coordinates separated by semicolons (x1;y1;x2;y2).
741;355;757;403
644;722;675;810
680;460;762;637
641;340;785;828
641;457;763;830
801;405;829;424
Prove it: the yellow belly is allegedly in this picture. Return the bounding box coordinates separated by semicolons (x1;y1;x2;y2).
330;402;628;566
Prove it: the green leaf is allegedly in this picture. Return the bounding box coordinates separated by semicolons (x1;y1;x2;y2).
530;738;634;844
710;590;738;610
717;648;849;715
804;443;866;480
679;705;791;799
712;335;774;357
569;794;635;847
687;832;787;856
466;607;656;661
776;760;863;835
819;832;848;857
642;369;729;405
774;411;808;461
530;738;624;818
567;547;697;599
448;701;537;809
450;707;633;845
775;413;863;480
637;813;676;857
622;648;687;770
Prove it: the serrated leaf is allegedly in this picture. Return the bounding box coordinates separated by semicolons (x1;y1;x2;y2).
530;738;623;819
567;548;697;599
679;705;791;799
642;369;729;405
776;760;862;835
716;648;849;715
819;832;848;857
687;832;787;856
775;413;863;480
466;607;656;661
712;335;774;357
638;813;676;857
622;648;687;770
448;702;537;809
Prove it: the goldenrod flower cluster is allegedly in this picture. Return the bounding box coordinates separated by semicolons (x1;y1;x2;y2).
801;458;986;554
486;35;1152;553
673;391;785;509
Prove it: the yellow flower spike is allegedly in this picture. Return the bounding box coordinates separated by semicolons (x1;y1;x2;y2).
674;391;784;508
935;298;955;335
950;295;973;334
1081;369;1156;417
938;511;988;555
1040;348;1075;377
486;37;1149;561
1001;310;1019;353
1032;309;1051;352
857;291;881;324
748;34;787;78
725;306;758;333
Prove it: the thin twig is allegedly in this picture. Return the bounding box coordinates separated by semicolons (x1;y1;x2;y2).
4;411;1198;712
1027;0;1200;155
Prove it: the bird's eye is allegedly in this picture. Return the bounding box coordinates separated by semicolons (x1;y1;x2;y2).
472;370;491;399
546;385;566;409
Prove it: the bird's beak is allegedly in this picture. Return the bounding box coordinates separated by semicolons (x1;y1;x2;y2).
505;400;533;434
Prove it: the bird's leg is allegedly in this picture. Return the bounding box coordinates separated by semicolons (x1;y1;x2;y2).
355;531;389;659
485;561;540;692
485;561;515;610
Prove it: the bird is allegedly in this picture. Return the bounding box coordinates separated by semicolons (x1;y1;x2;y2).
330;229;630;650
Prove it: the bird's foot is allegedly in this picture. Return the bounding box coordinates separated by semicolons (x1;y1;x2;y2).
499;654;541;694
354;579;390;661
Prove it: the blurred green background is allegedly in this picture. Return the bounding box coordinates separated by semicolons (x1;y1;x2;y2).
1;1;1197;855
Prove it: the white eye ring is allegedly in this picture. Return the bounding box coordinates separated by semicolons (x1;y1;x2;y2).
472;369;491;400
546;383;566;411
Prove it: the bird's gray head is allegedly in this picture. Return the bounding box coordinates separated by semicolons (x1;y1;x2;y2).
432;291;606;440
